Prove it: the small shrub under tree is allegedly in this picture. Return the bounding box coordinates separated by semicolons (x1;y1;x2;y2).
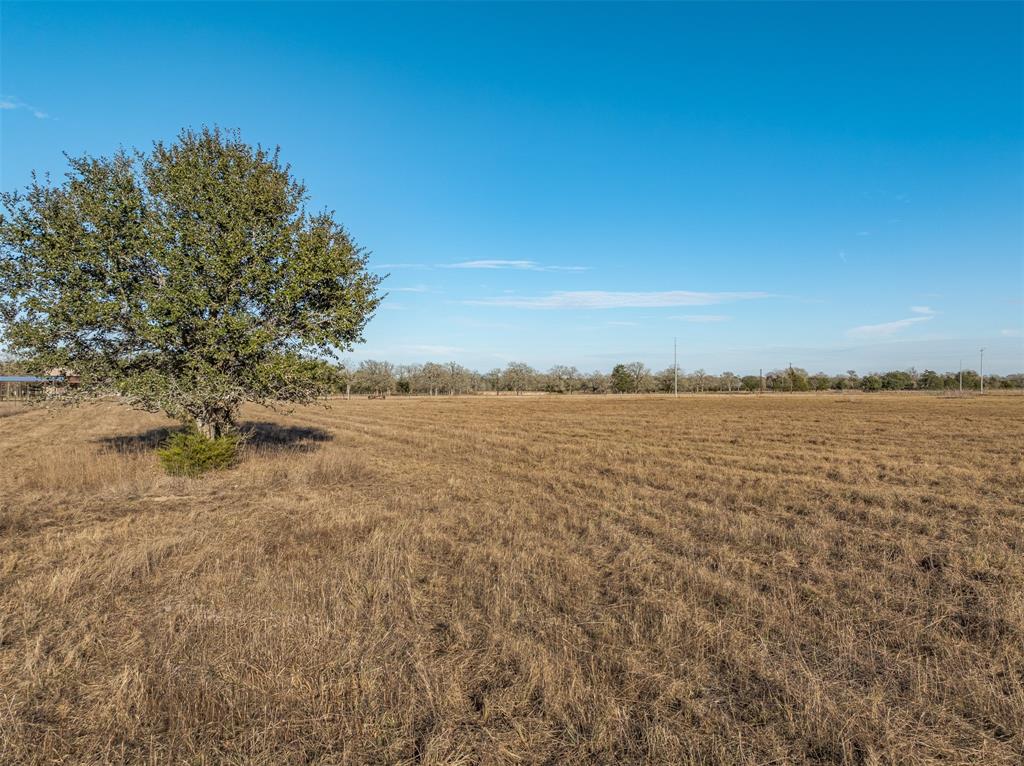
157;430;241;477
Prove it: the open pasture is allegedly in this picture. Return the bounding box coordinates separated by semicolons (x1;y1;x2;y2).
0;394;1022;764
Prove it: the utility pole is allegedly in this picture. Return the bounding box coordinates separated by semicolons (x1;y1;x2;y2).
980;348;985;394
673;337;678;397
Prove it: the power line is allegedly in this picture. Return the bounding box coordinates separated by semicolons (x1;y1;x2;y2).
673;337;678;397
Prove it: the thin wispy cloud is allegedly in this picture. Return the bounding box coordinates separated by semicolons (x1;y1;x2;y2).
0;96;48;119
449;316;520;331
441;259;587;272
391;285;430;293
401;344;466;355
376;260;586;272
668;314;731;323
1001;328;1023;338
910;306;936;315
847;315;932;338
466;290;769;310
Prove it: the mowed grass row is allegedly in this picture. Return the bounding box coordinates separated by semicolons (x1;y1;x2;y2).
0;394;1021;764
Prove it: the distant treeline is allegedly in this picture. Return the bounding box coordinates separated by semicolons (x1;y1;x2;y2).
332;360;1024;396
4;357;1019;398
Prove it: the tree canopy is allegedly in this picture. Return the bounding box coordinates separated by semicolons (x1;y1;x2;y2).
0;127;382;436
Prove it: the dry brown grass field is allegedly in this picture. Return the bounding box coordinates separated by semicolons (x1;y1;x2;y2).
0;394;1021;765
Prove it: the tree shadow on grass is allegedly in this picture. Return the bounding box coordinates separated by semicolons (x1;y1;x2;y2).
97;421;333;454
240;421;333;453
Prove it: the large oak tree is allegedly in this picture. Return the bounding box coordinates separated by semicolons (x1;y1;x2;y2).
0;127;382;437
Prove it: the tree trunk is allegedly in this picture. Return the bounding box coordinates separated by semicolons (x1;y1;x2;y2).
195;411;233;440
196;419;221;440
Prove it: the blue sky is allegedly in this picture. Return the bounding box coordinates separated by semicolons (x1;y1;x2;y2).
2;2;1022;374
